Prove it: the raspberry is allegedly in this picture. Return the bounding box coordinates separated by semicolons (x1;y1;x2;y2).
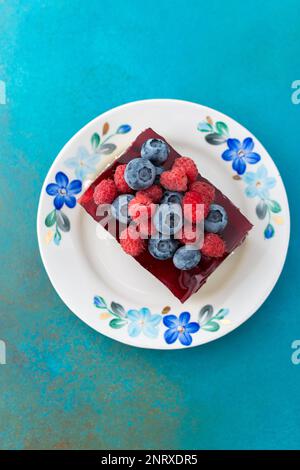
93;179;117;205
190;181;215;205
128;194;155;220
160;167;188;192
114;164;133;193
182;191;209;223
173;157;198;183
201;233;226;258
120;225;145;257
136;184;163;203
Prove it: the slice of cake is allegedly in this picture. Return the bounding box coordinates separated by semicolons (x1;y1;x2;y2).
79;128;252;303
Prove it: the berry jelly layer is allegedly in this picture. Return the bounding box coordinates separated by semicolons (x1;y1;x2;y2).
79;128;253;303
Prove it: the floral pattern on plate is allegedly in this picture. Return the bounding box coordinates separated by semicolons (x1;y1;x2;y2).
45;122;131;245
197;116;283;239
45;171;82;245
94;295;230;346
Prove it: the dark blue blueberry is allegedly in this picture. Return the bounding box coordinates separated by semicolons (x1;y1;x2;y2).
124;158;156;190
148;235;179;260
160;191;183;205
111;194;134;224
154;166;164;183
204;204;228;233
154;203;183;236
173;246;201;270
141;139;170;165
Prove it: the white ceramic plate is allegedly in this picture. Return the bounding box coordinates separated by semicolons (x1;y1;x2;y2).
37;99;290;349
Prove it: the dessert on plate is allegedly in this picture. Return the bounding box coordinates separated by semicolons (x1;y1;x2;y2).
79;128;252;303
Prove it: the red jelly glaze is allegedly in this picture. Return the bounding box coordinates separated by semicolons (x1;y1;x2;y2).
79;128;253;303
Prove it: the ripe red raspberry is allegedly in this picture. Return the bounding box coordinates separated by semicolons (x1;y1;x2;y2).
180;224;202;246
182;191;209;223
190;181;215;205
93;179;117;205
136;184;163;203
173;157;198;183
128;194;155;220
120;225;145;257
114;164;133;193
160;167;188;192
201;233;226;258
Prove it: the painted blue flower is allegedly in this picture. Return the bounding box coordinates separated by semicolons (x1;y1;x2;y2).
222;137;261;175
65;146;100;180
163;312;200;346
127;308;161;338
243;165;276;199
46;172;82;210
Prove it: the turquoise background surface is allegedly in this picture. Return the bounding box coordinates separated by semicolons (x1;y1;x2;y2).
0;0;299;450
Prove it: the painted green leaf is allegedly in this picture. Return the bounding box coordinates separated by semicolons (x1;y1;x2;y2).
109;318;127;329
56;210;70;232
94;296;107;309
99;143;117;155
197;122;213;132
256;201;268;220
54;228;61;246
91;132;101;150
264;223;275;239
45;209;56;227
216;121;229;136
268;200;281;213
202;320;220;332
205;133;227;145
110;301;126;317
198;305;214;325
214;308;229;320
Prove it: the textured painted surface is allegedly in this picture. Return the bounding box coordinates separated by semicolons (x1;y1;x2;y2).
0;0;300;450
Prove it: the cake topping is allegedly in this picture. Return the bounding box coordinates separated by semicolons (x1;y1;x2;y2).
173;156;198;183
111;194;134;224
128;193;155;220
160;190;183;205
173;246;201;270
136;184;163;203
201;233;226;258
160;167;188;192
148;235;179;260
114;164;134;193
124;158;156;190
153;203;183;236
190;181;215;205
141;138;170;165
93;179;117;205
182;190;209;223
120;225;146;257
204;204;228;233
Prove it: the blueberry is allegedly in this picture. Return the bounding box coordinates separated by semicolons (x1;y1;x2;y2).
173;246;201;270
141;139;170;165
154;203;183;236
124;158;156;190
154;166;164;183
148;235;179;260
161;191;183;205
204;204;228;233
111;194;134;224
